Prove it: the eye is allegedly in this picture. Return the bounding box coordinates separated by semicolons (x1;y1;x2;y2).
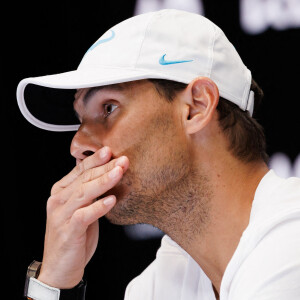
103;103;118;118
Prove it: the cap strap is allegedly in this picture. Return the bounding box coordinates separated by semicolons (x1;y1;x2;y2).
246;90;254;116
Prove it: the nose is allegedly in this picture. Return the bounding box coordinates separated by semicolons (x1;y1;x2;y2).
70;125;102;163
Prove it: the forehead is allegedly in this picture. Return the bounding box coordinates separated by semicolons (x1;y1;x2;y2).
74;80;153;103
73;80;162;117
74;82;126;104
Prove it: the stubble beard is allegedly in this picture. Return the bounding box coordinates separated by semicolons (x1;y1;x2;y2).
105;140;212;246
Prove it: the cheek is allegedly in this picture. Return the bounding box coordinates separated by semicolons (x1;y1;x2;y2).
130;115;186;168
103;104;182;163
101;115;146;158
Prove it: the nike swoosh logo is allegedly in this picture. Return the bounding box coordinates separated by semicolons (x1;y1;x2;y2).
159;54;193;65
86;30;115;54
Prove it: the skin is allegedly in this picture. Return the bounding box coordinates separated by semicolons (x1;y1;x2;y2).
38;78;269;299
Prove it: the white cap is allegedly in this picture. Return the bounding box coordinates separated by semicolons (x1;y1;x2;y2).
16;9;254;132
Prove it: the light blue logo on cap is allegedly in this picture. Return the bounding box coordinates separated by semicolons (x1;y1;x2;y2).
85;30;115;54
159;54;193;65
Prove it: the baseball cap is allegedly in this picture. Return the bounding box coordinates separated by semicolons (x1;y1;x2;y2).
16;9;254;132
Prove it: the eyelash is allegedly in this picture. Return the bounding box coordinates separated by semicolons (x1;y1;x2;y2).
103;103;118;118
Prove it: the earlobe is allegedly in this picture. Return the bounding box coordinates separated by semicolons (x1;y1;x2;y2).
184;77;219;135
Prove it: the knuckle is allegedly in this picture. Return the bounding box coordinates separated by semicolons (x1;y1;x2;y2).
72;210;86;226
50;181;60;195
75;161;85;176
96;174;107;186
82;168;93;183
47;194;59;212
75;164;83;176
73;184;85;201
57;228;70;245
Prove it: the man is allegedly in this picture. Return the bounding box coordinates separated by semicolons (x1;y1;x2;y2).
17;9;300;300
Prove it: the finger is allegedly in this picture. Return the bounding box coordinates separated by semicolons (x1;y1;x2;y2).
85;221;99;263
63;166;123;218
81;156;129;184
69;195;116;236
56;156;129;203
51;147;112;194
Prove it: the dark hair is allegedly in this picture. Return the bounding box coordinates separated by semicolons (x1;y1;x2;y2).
148;78;268;164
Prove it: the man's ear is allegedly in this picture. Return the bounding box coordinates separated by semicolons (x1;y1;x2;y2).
182;77;219;135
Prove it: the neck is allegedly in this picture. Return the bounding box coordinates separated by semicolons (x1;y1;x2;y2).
161;157;269;296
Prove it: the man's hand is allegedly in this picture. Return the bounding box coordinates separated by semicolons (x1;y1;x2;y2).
37;146;129;289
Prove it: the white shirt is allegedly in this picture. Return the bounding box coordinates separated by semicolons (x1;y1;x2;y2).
124;170;300;299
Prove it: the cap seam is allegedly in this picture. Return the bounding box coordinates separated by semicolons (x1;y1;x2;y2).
207;25;218;77
134;12;156;68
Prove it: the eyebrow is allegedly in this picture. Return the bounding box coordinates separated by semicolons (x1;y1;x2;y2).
82;83;125;105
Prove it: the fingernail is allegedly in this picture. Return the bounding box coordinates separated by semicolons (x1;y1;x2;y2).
103;196;116;206
100;147;108;159
109;167;120;179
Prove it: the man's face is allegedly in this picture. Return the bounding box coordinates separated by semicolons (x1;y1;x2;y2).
72;80;196;228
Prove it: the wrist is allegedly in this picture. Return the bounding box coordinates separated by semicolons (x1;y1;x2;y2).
38;272;83;290
37;265;84;289
24;260;87;300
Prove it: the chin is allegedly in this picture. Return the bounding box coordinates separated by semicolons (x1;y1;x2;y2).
102;183;137;225
104;202;137;226
104;188;146;226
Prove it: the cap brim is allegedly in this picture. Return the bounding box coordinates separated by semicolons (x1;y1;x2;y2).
17;67;165;132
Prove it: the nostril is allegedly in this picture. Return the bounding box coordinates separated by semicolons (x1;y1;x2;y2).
83;150;94;157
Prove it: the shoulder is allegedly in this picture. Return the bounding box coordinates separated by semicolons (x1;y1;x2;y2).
229;214;300;299
269;173;300;203
227;171;300;299
250;170;300;224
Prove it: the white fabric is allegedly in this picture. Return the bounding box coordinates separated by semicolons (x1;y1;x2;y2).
27;277;60;300
125;170;300;299
17;9;253;132
246;90;254;116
